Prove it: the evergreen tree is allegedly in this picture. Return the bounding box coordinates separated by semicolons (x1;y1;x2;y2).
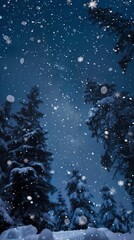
9;86;52;177
0;100;12;194
84;79;116;105
3;86;56;231
88;7;134;71
98;185;126;233
85;80;134;207
66;170;96;230
54;191;69;231
119;204;133;233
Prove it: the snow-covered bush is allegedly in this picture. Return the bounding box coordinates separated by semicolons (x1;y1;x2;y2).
70;208;88;230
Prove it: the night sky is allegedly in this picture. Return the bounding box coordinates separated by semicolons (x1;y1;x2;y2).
0;0;134;209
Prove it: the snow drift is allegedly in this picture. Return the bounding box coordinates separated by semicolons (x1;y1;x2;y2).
0;225;134;240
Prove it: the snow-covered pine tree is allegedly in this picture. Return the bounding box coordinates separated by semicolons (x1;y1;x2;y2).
54;191;69;231
3;86;56;231
66;170;96;230
88;7;134;71
85;80;134;208
98;185;127;233
84;79;116;105
119;204;133;233
0;100;12;194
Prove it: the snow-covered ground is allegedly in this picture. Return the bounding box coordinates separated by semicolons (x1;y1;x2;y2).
0;225;134;240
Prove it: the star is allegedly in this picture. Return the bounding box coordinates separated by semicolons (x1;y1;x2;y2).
114;92;121;98
88;1;98;9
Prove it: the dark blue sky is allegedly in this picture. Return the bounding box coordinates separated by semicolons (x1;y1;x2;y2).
0;0;134;208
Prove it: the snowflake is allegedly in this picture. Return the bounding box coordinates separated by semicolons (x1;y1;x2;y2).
50;170;55;174
27;196;32;201
20;58;25;64
77;56;84;62
104;130;109;135
30;214;35;220
128;131;133;136
108;67;113;72
3;35;12;45
109;187;116;195
36;6;41;10
88;0;98;9
6;95;15;103
30;37;35;42
67;0;72;5
82;176;86;181
127;210;132;215
7;160;12;166
23;158;29;163
21;21;27;26
114;92;121;98
53;106;59;111
118;180;124;186
101;86;108;94
70;138;75;143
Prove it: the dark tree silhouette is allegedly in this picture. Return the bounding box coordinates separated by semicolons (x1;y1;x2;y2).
3;86;56;231
119;204;133;233
84;79;116;105
54;191;69;231
98;185;128;233
88;7;134;71
0;101;12;194
85;80;134;207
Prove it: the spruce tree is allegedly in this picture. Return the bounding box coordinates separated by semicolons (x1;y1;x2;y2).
66;170;96;230
119;204;132;233
98;185;126;233
4;86;56;231
84;79;116;105
85;80;134;207
54;191;69;231
88;7;134;71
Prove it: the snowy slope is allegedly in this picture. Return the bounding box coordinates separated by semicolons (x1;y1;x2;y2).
0;225;134;240
54;228;134;240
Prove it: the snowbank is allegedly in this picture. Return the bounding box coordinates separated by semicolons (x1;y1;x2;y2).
54;227;109;240
0;225;134;240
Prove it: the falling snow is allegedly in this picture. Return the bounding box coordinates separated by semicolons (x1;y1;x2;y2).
88;0;98;9
0;0;133;236
77;56;84;62
6;95;15;102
